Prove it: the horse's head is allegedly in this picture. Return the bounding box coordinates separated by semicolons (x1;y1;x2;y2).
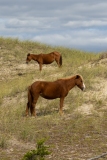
26;53;32;64
75;75;85;91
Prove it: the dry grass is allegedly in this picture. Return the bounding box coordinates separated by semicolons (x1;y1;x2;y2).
0;37;107;160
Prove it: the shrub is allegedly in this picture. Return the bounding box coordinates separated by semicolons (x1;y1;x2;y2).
99;52;107;59
22;139;51;160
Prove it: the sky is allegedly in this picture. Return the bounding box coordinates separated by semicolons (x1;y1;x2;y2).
0;0;107;52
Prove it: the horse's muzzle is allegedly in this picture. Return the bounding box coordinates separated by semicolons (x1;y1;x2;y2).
81;87;84;91
82;83;85;91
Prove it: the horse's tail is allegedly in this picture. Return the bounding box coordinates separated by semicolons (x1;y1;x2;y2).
26;86;32;116
60;54;62;66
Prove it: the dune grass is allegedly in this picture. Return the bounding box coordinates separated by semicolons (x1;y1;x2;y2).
0;37;107;160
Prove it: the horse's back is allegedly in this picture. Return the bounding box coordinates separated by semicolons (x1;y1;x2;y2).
45;51;61;56
32;80;58;89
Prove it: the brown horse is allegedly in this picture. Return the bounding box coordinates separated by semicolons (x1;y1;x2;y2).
26;51;62;71
26;74;85;117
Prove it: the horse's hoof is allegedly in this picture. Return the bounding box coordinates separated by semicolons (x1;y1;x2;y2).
31;116;36;118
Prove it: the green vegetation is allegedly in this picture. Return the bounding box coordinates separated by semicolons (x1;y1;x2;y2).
22;139;51;160
0;37;107;160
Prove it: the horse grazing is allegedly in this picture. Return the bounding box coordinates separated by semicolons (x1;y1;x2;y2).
26;51;62;71
26;74;85;117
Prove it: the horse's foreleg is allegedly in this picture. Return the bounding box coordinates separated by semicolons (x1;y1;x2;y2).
39;63;42;71
59;97;64;115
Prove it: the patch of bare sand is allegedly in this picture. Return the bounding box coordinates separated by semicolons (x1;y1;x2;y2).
76;78;107;116
76;104;93;115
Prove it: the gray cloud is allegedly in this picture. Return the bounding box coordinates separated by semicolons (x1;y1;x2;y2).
0;0;107;52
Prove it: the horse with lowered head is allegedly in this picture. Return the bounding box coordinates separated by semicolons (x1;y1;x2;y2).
26;74;85;117
26;51;62;71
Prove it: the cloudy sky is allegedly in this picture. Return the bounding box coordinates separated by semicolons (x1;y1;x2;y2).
0;0;107;52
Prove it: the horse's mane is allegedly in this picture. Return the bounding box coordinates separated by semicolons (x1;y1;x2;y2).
57;75;82;81
27;53;30;56
58;75;75;81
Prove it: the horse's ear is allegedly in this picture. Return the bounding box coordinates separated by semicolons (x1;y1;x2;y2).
76;75;80;79
27;53;30;56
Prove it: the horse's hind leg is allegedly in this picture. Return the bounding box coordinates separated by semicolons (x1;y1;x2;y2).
30;95;40;116
55;58;59;67
55;57;61;67
30;102;36;116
